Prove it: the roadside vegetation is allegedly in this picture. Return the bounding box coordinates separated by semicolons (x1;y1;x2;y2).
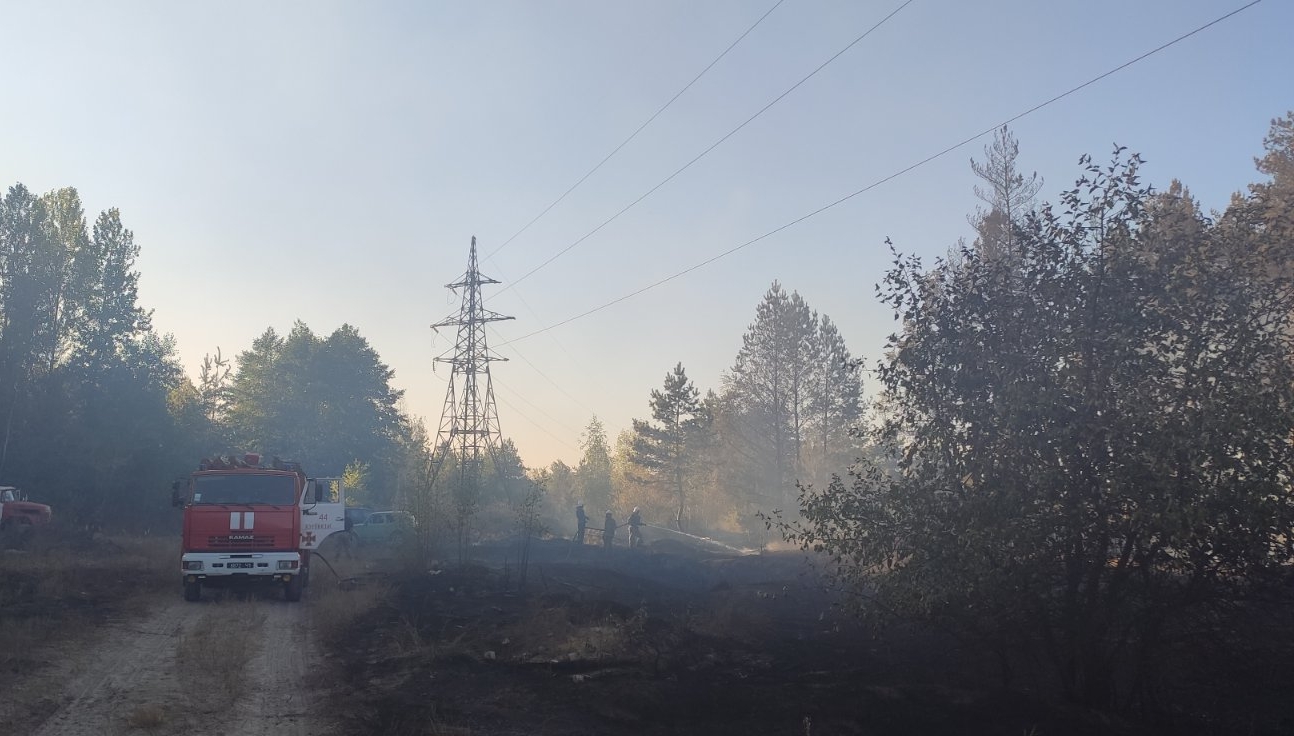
323;113;1294;734
176;600;267;706
309;550;393;644
769;117;1294;718
0;528;174;665
2;96;1292;732
0;528;176;730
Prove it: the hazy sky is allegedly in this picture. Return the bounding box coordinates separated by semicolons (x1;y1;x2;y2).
2;0;1289;469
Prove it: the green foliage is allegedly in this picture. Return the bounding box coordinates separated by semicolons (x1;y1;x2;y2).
536;458;576;522
778;145;1294;707
225;320;406;493
1245;110;1294;255
396;419;448;563
1255;110;1294;184
196;347;233;446
629;363;711;531
969;125;1042;261
487;438;530;505
575;415;613;513
512;480;546;587
0;184;193;529
722;282;862;515
74;208;151;373
342;460;370;505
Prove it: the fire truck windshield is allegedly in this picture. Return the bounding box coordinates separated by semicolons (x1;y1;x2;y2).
192;474;296;506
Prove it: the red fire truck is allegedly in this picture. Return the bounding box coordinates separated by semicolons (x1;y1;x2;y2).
173;454;346;602
0;486;52;532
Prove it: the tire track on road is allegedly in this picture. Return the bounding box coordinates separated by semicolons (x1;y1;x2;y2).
31;598;193;736
27;592;337;736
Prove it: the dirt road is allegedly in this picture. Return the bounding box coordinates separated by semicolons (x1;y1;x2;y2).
24;591;337;736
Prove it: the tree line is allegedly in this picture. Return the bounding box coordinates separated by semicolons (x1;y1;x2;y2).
0;185;183;530
527;112;1294;717
534;279;865;539
775;113;1294;711
7;107;1291;720
0;184;430;530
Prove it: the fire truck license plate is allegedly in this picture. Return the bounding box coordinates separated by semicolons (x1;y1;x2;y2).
228;562;254;569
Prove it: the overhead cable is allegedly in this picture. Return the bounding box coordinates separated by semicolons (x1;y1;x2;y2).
499;0;916;293
486;0;787;260
497;0;1262;346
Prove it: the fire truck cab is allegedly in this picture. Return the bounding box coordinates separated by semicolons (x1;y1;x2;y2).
0;486;52;532
175;454;346;602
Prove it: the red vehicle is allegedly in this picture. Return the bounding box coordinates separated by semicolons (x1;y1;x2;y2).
0;486;52;531
173;454;345;602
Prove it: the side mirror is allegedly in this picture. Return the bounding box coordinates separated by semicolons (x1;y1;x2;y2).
170;480;184;508
301;480;322;510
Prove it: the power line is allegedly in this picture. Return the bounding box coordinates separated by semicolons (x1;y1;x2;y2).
486;0;786;260
488;324;597;416
499;0;916;294
493;389;581;454
474;249;610;412
497;0;1261;347
476;1;786;430
492;381;583;444
492;377;583;438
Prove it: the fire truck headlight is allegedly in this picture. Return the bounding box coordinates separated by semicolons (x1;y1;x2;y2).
277;560;298;570
183;561;203;571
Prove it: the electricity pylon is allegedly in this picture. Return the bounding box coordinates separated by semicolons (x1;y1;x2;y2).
429;236;514;493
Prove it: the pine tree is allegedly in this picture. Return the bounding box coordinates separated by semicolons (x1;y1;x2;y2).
727;283;810;495
226;322;404;484
630;363;709;531
38;187;90;374
73;208;150;378
805;315;862;480
724;282;850;510
969;125;1041;261
575;415;614;513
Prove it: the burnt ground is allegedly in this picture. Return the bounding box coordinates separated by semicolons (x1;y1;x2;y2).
325;536;1261;736
8;529;1291;735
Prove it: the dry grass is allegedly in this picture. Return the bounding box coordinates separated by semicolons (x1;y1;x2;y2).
1;532;175;595
106;535;179;588
494;601;640;664
687;590;775;643
389;612;433;656
124;703;168;731
428;722;473;736
0;617;43;670
309;562;390;643
0;533;178;671
177;600;265;705
487;592;771;674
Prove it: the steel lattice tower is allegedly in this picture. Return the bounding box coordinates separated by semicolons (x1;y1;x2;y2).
429;236;514;487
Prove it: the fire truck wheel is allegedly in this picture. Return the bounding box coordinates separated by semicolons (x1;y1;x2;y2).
285;574;303;602
183;580;201;602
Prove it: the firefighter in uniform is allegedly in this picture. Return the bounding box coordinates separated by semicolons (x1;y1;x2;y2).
603;511;617;549
575;503;588;545
627;507;644;549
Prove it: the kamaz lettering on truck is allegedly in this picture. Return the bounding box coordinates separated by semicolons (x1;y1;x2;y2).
173;454;345;602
